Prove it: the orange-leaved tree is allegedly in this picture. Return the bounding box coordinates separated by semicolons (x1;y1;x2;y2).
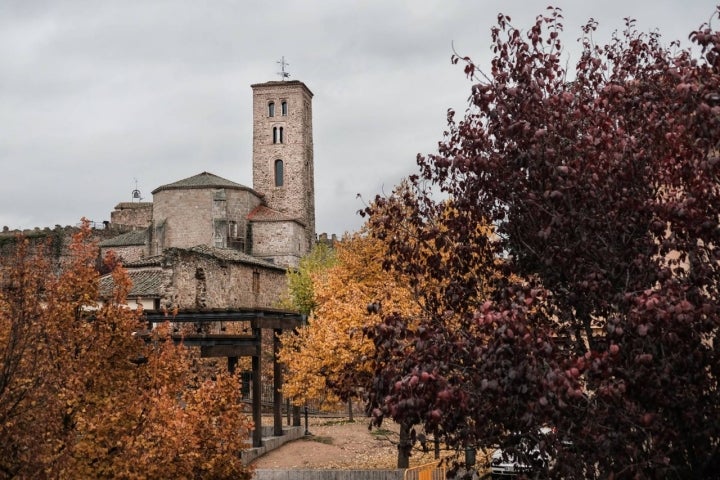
278;232;419;409
0;220;253;479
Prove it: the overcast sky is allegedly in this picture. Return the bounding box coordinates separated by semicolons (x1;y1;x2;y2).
0;0;715;235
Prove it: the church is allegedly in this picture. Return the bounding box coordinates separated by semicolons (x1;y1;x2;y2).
99;80;315;312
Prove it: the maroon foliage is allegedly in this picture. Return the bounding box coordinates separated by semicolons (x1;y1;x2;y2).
364;6;720;478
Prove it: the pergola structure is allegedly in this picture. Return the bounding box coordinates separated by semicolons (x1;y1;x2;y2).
143;308;305;448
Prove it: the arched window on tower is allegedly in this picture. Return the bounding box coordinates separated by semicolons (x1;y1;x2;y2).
268;102;275;117
274;159;284;187
273;126;284;144
281;101;288;116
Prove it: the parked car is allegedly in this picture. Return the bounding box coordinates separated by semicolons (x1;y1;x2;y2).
489;428;553;478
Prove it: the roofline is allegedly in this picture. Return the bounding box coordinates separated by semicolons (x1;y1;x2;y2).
122;255;164;268
113;202;153;209
170;246;287;272
151;183;261;196
250;80;313;98
249;217;306;227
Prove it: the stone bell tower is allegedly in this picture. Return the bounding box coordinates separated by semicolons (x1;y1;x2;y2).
251;79;316;249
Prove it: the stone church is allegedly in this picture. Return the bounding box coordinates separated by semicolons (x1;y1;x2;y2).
99;80;315;312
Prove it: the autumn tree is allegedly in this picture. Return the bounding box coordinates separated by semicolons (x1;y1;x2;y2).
0;236;55;477
279;232;419;409
0;221;253;479
365;7;720;478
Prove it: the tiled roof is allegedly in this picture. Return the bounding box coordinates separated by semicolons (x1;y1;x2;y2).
247;205;304;226
99;229;148;247
122;255;164;268
151;171;257;194
99;269;165;298
120;246;285;270
185;245;286;271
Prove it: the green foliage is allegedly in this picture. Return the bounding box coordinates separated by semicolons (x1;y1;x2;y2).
282;242;337;315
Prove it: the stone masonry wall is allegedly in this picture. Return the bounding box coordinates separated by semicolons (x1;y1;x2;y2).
250;221;307;268
152;189;213;251
152;188;261;253
1;225;121;274
165;249;287;310
110;203;153;229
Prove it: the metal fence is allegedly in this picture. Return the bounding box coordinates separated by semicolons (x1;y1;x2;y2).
253;470;405;480
253;463;446;480
403;462;447;480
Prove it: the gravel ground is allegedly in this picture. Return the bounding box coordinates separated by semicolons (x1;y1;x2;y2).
250;417;450;470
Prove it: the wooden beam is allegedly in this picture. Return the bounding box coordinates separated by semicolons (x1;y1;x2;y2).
252;328;262;448
251;317;300;330
176;334;259;346
144;308;304;329
228;356;238;374
273;328;283;436
201;345;259;357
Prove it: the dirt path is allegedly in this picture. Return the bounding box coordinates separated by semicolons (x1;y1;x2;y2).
250;417;443;470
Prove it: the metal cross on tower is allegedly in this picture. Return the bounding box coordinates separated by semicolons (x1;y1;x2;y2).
276;56;290;80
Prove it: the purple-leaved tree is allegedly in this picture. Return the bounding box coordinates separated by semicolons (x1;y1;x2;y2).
363;6;720;478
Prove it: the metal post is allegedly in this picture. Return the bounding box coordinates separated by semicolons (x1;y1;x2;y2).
293;405;301;426
465;446;476;467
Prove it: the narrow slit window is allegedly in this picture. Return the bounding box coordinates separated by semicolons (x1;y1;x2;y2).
268;102;275;117
279;126;284;143
274;159;284;187
281;101;288;116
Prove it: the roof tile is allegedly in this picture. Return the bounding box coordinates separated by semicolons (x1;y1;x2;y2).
247;205;304;225
99;270;165;298
151;171;256;195
99;229;148;247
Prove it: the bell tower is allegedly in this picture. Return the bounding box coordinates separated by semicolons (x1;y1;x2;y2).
251;79;315;248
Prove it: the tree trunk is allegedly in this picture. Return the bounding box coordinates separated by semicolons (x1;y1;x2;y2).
347;398;354;422
397;422;411;469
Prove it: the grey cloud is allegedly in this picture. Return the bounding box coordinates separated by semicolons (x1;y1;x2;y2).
0;0;714;234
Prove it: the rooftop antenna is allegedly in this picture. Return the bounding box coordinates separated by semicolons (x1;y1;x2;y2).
276;56;290;80
131;177;143;202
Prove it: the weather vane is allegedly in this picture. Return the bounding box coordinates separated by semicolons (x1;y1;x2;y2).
276;56;290;80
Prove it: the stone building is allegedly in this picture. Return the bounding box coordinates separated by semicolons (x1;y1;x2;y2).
99;80;315;311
